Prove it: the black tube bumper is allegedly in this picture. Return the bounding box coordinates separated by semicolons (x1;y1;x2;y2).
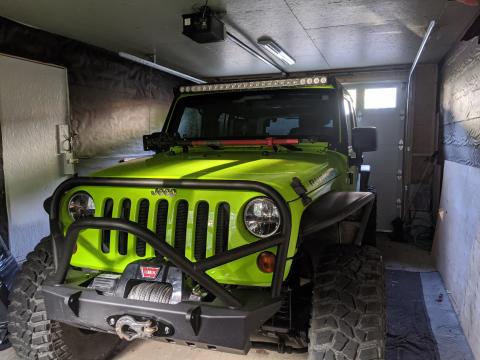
43;177;291;352
41;284;281;354
48;177;292;309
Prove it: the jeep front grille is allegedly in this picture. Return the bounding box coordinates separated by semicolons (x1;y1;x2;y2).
155;199;169;256
136;199;149;256
118;199;131;255
99;198;231;259
174;200;188;254
215;203;230;255
101;198;113;253
194;201;209;260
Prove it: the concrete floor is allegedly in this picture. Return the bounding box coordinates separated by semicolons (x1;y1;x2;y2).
0;238;457;360
0;338;307;360
377;235;436;272
114;341;306;360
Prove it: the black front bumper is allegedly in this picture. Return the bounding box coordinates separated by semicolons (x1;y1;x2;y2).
42;284;281;353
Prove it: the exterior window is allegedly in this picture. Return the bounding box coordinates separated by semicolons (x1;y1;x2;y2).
364;87;397;109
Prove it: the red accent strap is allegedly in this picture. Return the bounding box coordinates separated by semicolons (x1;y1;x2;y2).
190;138;299;147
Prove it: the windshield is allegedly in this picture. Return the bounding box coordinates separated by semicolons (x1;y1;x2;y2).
166;89;340;144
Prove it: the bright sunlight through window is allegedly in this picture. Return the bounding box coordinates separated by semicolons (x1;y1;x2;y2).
364;88;397;109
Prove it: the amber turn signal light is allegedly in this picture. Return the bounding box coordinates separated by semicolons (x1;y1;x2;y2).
257;251;276;273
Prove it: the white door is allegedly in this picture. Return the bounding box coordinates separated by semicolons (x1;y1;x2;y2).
347;83;406;231
0;54;70;261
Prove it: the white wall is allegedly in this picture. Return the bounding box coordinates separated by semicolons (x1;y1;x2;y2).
0;54;69;261
433;161;480;359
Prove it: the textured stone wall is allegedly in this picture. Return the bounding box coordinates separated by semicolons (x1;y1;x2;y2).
440;37;480;167
435;36;480;359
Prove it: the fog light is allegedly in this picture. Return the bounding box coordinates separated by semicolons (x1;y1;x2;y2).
68;192;95;221
257;251;276;273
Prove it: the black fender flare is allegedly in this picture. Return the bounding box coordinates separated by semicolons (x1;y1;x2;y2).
299;191;375;244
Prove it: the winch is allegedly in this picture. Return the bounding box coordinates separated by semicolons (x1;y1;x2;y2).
88;258;187;304
85;258;209;341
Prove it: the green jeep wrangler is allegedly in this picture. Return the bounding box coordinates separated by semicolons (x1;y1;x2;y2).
8;76;385;360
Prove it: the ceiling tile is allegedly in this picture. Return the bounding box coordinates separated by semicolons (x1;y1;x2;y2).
308;21;422;68
0;0;477;77
286;0;446;30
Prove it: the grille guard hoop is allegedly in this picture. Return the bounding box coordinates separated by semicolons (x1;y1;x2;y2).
49;177;292;308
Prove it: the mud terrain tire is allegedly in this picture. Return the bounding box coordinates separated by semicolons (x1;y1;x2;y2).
308;245;385;360
8;237;122;360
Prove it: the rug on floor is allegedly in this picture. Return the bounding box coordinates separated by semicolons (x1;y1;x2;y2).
386;270;439;360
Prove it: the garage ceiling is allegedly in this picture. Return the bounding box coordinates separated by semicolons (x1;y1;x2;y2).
0;0;478;79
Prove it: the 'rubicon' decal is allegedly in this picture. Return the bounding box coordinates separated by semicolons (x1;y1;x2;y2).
308;168;337;188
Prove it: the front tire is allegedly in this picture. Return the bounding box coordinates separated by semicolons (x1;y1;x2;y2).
7;238;123;360
308;245;385;360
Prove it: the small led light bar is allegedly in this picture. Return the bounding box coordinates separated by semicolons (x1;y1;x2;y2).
179;75;329;93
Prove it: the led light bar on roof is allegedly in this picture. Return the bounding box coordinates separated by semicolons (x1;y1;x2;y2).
179;75;329;93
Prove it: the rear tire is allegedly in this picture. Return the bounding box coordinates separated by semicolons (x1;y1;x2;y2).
308;245;385;360
7;237;123;360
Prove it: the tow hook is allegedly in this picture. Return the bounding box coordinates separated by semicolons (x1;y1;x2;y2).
114;316;158;341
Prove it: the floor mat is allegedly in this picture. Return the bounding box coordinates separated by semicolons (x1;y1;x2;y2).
386;270;439;360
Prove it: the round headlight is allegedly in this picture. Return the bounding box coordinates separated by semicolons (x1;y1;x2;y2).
68;192;95;221
244;198;281;238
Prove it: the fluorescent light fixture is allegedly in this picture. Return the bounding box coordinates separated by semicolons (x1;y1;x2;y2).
257;39;296;66
118;52;206;84
226;32;285;73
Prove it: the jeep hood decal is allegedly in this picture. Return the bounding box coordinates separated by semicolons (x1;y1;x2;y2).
92;151;347;202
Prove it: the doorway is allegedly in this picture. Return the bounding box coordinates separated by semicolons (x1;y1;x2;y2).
347;82;406;231
0;54;70;261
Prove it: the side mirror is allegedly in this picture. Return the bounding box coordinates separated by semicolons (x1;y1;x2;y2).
352;127;377;153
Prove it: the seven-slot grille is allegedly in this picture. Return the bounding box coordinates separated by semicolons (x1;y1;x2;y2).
100;198;231;260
